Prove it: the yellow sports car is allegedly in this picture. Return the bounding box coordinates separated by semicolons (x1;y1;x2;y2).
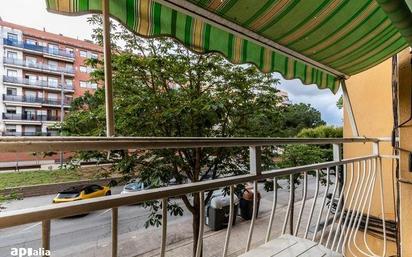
52;184;111;203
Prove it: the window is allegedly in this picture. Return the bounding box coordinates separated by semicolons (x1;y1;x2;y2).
7;33;18;42
6;88;17;96
48;93;58;100
24;126;38;133
26;56;37;66
80;50;87;57
90;53;98;59
26;39;37;45
48;60;58;70
6;51;17;59
80;81;97;89
48;43;59;55
65;64;73;71
48;77;58;87
6;125;16;133
7;69;18;78
79;66;88;73
6;107;16;114
65;47;74;56
27;75;37;84
65;79;73;88
24;90;37;98
23;109;36;120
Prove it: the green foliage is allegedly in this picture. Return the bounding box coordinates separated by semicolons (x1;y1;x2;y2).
61;15;326;250
0;169;81;190
280;103;325;136
278;144;326;168
298;125;343;138
279;125;342;168
336;95;343;109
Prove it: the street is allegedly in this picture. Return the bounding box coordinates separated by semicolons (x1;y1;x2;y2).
0;177;323;257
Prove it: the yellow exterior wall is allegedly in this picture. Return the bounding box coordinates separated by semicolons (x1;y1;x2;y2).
398;48;412;257
343;55;397;256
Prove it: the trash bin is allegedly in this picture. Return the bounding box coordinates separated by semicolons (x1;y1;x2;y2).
239;185;261;220
205;192;239;231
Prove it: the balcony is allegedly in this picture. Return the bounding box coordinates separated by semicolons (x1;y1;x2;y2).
2;113;60;122
0;137;392;257
3;58;75;76
3;76;74;91
3;38;75;61
3;94;71;107
2;131;56;136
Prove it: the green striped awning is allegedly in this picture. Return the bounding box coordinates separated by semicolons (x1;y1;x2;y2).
46;0;411;93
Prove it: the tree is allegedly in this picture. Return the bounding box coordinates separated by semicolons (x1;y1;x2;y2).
62;15;326;255
277;125;342;233
280;103;325;137
336;95;343;109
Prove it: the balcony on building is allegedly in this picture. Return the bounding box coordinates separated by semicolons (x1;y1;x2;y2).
3;94;71;108
2;76;74;92
3;57;75;77
2;38;75;62
2;131;56;136
2;112;60;122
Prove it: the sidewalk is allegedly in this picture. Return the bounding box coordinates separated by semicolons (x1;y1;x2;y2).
53;196;326;257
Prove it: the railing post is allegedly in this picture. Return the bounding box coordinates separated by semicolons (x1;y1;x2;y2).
333;143;342;161
372;141;379;156
160;198;168;257
41;220;50;257
245;146;261;252
249;146;262;176
195;191;205;257
333;143;343;194
112;207;118;257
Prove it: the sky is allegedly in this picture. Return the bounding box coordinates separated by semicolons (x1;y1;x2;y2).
0;0;343;126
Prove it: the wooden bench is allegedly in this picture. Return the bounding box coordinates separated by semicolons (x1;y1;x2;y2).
239;235;343;257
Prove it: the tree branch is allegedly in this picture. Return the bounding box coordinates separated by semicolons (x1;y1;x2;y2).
181;195;195;214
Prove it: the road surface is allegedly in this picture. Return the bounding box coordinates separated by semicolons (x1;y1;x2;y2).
0;177;324;257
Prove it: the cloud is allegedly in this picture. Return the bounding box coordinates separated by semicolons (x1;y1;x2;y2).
0;0;94;41
273;73;343;126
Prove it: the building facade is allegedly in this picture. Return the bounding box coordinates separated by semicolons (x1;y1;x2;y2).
0;19;102;137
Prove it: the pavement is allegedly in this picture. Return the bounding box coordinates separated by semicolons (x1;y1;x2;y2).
0;177;327;257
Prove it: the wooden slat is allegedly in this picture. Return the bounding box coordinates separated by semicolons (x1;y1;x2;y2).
273;236;317;257
240;235;298;257
239;235;343;257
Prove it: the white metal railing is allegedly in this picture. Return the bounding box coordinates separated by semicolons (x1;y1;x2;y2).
0;137;392;257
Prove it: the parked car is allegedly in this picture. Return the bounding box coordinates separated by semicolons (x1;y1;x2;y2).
121;179;150;194
52;184;111;203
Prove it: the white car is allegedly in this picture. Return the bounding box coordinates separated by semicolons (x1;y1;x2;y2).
121;179;150;194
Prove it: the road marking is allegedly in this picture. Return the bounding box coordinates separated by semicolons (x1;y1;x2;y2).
19;222;41;232
98;209;111;216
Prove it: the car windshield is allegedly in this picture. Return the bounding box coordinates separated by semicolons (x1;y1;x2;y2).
57;192;80;199
125;182;144;191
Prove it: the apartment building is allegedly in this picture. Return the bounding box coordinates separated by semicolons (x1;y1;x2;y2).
0;19;102;137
